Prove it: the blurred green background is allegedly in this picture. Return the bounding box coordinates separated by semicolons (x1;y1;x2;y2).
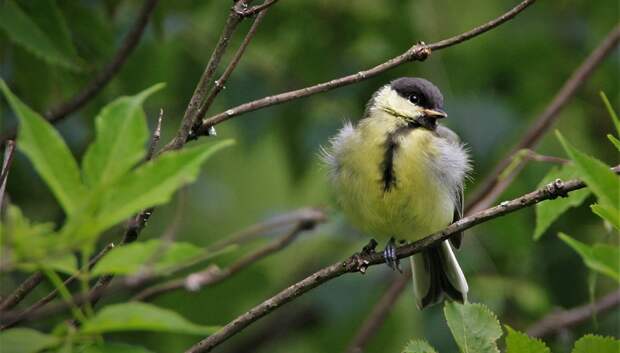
1;0;618;352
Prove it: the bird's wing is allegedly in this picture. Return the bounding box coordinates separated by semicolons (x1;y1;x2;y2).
436;125;465;249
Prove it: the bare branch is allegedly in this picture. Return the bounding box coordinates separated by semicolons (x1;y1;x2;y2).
0;272;43;312
236;0;279;17
0;140;16;210
133;212;325;301
183;167;620;353
527;289;620;338
163;1;250;152
189;8;270;141
0;0;159;142
192;0;537;135
467;23;620;213
146;109;164;161
0;243;115;329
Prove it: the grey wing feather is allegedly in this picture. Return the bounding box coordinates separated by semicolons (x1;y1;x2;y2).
436;125;466;249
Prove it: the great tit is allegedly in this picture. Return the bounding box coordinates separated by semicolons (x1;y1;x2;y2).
323;77;470;308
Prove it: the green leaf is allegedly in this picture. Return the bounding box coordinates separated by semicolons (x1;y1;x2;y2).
505;326;549;353
18;254;77;276
0;328;60;353
571;334;620;353
591;204;620;230
556;131;619;208
402;340;438;353
0;80;85;215
79;342;155;353
5;205;57;262
0;1;79;70
94;140;234;232
558;233;620;282
534;164;591;240
18;0;81;67
444;302;502;353
81;302;220;335
91;239;202;276
607;134;620;151
82;84;165;187
600;92;620;136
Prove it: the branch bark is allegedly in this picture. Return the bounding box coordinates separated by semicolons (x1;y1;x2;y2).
0;140;16;211
184;167;619;353
467;23;620;213
526;289;620;338
192;0;537;136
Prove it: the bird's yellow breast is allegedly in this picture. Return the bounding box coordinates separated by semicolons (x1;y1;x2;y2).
333;115;454;241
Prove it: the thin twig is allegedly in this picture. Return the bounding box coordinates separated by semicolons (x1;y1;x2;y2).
0;272;43;312
344;25;620;348
236;0;278;17
526;289;620;337
345;272;410;353
467;23;620;213
133;215;323;301
0;0;159;142
163;1;250;152
0;243;115;329
189;8;270;141
145;109;164;161
0;140;16;210
192;0;537;136
0;208;327;324
183;167;620;353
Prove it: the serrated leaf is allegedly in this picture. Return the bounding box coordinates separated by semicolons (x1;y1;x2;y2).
558;233;620;282
93;140;234;232
402;340;438;353
82;83;165;187
0;1;79;70
571;334;620;353
91;239;202;276
600;92;620;136
79;342;155;353
534;164;591;240
505;326;549;353
0;328;60;353
591;204;620;230
0;80;85;215
556;131;619;208
444;302;502;353
81;302;219;335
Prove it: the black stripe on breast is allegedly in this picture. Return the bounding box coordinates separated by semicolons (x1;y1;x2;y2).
380;125;415;192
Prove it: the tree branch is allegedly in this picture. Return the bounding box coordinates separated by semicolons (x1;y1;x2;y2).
132;211;325;301
467;23;620;213
236;0;279;17
344;24;620;350
526;289;620;338
189;8;270;141
192;0;537;136
0;272;43;312
184;167;620;353
0;140;16;211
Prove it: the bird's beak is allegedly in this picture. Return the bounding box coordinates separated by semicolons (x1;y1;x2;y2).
422;109;448;119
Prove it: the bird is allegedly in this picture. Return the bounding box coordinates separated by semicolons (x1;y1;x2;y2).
322;77;471;309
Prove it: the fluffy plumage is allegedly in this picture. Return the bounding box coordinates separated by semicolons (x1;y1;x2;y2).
323;77;471;308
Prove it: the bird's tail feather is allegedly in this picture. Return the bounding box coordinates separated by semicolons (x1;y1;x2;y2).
411;240;468;309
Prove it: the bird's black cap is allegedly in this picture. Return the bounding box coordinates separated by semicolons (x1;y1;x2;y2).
390;77;444;109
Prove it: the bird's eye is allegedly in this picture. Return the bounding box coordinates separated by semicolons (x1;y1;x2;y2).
408;94;421;104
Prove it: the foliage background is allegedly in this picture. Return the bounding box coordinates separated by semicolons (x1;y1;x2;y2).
1;0;618;352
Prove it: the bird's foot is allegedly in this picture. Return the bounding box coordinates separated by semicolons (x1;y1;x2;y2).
361;238;378;255
383;237;401;273
351;254;370;274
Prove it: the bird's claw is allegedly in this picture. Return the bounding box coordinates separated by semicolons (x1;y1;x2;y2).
361;238;378;255
383;237;401;273
352;254;370;274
